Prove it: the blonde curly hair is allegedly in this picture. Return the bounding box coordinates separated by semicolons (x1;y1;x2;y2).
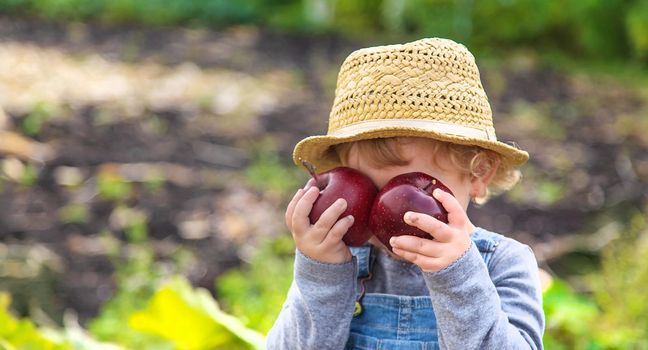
335;137;521;204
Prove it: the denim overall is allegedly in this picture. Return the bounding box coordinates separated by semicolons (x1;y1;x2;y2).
345;229;501;350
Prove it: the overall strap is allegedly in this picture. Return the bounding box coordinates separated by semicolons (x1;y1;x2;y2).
471;227;503;265
350;245;374;279
349;245;376;317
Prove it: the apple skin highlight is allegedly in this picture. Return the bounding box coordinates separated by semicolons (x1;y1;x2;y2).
369;172;453;251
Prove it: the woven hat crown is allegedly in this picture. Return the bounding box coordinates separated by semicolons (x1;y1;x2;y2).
330;38;495;137
293;38;528;172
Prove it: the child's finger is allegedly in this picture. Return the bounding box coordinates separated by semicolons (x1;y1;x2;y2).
285;188;306;230
287;178;316;230
313;198;348;234
303;178;316;190
291;186;320;235
433;188;469;229
389;235;443;258
322;215;354;246
391;247;441;271
403;211;454;243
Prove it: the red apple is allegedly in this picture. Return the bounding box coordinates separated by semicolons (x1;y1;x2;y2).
369;172;453;251
304;162;377;246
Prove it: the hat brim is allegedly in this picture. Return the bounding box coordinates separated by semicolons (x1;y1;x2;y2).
293;126;529;173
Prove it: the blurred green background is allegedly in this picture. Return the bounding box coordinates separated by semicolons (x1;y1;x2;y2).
0;0;647;349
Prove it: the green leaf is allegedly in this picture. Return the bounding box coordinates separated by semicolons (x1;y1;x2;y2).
128;276;265;350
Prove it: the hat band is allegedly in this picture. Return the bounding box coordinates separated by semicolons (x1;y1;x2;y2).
329;119;497;141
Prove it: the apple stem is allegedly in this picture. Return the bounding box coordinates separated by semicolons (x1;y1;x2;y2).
301;159;319;182
423;179;437;193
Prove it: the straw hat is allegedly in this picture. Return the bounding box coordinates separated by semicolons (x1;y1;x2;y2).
293;37;529;173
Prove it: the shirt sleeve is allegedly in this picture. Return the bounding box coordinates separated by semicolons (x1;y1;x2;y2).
422;239;545;350
266;249;358;350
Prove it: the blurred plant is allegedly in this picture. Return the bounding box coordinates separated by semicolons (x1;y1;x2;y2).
542;278;600;349
511;100;567;142
0;157;39;187
587;213;648;349
627;0;648;60
566;0;630;59
29;0;102;20
216;235;295;334
536;180;565;206
2;275;266;349
0;293;73;350
97;169;132;201
334;0;383;37
6;0;648;63
129;276;265;350
58;203;90;225
21;102;56;137
88;225;267;350
105;205;150;247
41;316;125;350
399;0;470;42
112;205;149;243
141;170;165;194
245;139;303;198
19;162;39;187
506;164;566;207
0;243;63;323
87;230;188;349
471;0;565;47
544;213;648;349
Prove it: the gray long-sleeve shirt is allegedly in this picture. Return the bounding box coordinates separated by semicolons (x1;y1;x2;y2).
267;228;545;349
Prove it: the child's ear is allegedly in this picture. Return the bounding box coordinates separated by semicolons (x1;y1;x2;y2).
469;151;501;200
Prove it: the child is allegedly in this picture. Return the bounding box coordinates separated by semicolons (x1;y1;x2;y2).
267;38;544;349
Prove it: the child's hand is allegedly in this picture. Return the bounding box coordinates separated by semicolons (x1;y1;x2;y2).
389;189;474;273
285;180;353;264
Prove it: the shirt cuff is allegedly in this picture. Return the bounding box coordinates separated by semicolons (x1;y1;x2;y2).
422;241;488;290
294;249;357;285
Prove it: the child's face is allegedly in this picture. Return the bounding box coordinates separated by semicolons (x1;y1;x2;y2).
346;138;473;210
346;138;478;256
